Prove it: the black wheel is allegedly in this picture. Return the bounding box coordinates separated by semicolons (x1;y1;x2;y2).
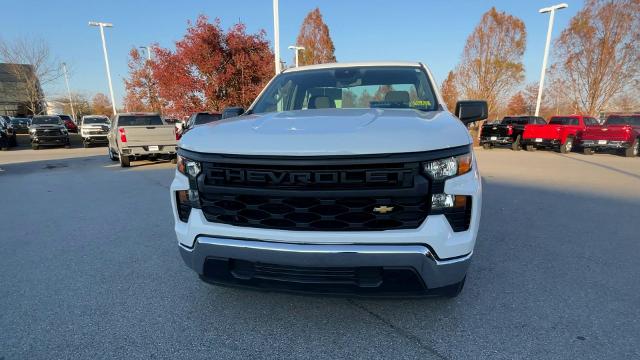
624;139;639;157
482;143;491;150
9;135;17;147
442;276;466;298
119;154;131;167
511;135;521;151
108;148;118;161
583;148;595;155
560;137;573;153
171;157;177;164
31;144;39;150
526;144;536;152
83;142;91;148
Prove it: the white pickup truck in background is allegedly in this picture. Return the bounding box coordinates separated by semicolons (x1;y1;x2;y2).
107;112;178;167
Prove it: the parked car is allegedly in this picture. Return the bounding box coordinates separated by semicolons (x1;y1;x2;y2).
172;62;487;297
80;115;111;147
480;115;546;150
0;117;17;150
29;115;70;150
579;114;640;157
57;114;78;133
10;117;30;133
177;112;222;139
521;115;599;153
107;112;178;167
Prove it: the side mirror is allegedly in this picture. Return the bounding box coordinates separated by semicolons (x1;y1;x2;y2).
455;100;488;124
222;107;245;119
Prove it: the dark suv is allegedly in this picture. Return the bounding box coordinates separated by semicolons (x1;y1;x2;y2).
177;112;222;139
0;116;17;149
480;115;546;150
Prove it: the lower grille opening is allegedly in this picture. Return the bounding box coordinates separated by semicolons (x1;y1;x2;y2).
176;191;192;222
202;258;426;295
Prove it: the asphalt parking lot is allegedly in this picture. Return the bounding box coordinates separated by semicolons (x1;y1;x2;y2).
1;135;639;360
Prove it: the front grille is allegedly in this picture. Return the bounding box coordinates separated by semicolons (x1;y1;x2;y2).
87;130;107;135
36;129;62;136
200;193;429;231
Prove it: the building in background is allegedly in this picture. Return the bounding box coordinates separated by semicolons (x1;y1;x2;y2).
0;63;44;116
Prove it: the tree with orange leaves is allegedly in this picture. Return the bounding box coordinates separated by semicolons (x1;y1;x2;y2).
554;0;640;115
295;8;336;66
440;71;459;111
454;7;526;119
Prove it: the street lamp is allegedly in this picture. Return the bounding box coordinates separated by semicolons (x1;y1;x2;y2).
288;45;305;67
88;21;117;116
273;0;281;74
534;3;568;116
61;62;76;121
139;46;152;61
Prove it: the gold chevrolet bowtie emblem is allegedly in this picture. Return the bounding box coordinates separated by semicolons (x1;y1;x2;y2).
373;206;394;214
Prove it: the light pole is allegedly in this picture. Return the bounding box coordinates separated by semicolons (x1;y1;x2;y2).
88;21;117;116
61;62;76;121
535;3;568;116
288;45;305;67
273;0;281;74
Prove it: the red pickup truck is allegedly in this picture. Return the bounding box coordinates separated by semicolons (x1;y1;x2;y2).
521;115;600;153
579;114;640;157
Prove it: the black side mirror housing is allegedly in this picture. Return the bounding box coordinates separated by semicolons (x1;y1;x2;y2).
222;107;245;119
455;100;488;124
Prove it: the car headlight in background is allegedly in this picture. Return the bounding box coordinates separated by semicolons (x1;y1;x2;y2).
422;153;472;180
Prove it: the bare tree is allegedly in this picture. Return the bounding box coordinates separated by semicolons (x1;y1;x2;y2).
454;7;527;119
0;37;62;115
554;0;640;115
51;93;93;119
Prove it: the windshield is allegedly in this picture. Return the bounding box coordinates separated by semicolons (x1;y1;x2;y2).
549;117;579;125
117;115;163;126
58;115;72;121
195;113;222;125
502;117;528;125
32;116;62;125
83;117;110;125
605;115;640;126
251;66;438;114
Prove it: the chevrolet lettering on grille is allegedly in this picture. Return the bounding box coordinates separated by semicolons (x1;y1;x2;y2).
207;168;414;187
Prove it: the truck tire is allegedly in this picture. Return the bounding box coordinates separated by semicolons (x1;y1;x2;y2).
9;135;17;147
31;144;39;150
171;157;177;164
526;145;536;152
119;154;131;167
624;139;639;157
511;135;521;151
583;148;595;155
83;142;92;148
560;137;573;154
482;143;491;150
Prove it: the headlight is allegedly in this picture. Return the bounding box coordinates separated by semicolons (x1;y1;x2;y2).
176;155;201;178
422;153;472;180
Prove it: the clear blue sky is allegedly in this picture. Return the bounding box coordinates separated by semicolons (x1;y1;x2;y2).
1;0;583;108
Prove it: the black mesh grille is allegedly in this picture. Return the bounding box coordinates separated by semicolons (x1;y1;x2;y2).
200;193;429;231
36;129;63;136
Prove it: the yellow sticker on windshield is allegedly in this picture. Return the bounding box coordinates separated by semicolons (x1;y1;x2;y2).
411;100;431;107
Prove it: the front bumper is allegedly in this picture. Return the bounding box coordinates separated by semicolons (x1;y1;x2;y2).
82;135;108;143
180;236;471;295
580;140;630;149
31;136;69;145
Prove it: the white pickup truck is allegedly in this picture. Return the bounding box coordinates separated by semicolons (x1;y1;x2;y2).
107;112;177;167
171;62;487;297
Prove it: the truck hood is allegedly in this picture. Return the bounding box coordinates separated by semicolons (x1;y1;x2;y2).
29;124;66;130
179;108;471;156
